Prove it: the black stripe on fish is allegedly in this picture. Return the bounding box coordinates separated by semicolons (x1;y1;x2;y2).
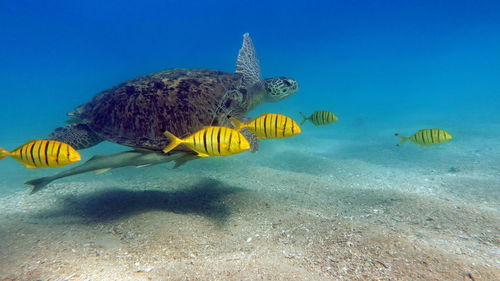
263;114;268;138
36;141;44;166
208;127;214;155
55;142;61;165
423;131;429;144
38;141;44;167
283;116;288;137
19;144;24;162
419;131;426;144
21;143;27;163
66;143;70;160
44;140;50;166
217;128;221;155
412;133;418;144
274;115;279;137
203;129;209;154
30;141;37;167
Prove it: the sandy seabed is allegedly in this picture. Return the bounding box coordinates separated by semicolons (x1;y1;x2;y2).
0;129;498;280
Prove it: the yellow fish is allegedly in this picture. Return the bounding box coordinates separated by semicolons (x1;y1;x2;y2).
300;110;339;126
0;140;81;168
395;129;453;146
162;126;250;157
230;113;301;139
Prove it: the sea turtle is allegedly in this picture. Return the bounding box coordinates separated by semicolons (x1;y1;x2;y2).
47;33;298;153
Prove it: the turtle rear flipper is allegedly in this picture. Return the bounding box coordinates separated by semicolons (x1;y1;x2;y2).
47;124;103;150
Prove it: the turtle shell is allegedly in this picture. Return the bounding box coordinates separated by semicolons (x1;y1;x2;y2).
75;68;246;150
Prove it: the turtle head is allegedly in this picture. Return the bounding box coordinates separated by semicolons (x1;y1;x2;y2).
262;77;298;102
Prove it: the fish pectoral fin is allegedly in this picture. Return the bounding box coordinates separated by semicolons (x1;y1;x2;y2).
89;154;109;161
94;168;112;174
196;153;210;157
173;154;199;169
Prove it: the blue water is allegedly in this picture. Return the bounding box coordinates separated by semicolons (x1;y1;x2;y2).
0;1;499;278
0;0;498;185
0;1;498;189
2;1;499;137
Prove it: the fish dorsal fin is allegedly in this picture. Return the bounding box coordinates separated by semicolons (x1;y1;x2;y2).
89;154;108;161
235;33;262;88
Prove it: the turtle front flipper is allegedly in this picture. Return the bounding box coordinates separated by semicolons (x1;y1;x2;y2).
240;128;259;152
236;33;262;88
236;116;259;153
47;124;103;150
217;114;259;153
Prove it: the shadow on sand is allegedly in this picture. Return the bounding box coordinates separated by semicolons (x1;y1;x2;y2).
33;178;247;225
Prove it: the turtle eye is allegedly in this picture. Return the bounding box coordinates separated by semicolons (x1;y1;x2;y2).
283;80;291;87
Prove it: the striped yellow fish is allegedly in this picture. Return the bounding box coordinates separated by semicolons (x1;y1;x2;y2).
300;110;339;126
395;129;453;146
230;113;301;139
0;140;81;168
162;126;250;157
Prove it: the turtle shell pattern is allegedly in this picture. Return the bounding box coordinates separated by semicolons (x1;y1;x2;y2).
76;68;246;150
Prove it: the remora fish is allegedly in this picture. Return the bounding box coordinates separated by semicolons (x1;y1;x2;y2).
25;150;195;194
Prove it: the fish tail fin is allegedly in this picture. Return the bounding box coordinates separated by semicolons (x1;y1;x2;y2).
25;177;53;194
394;133;409;146
229;117;246;131
299;112;308;125
162;131;182;154
0;147;10;160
